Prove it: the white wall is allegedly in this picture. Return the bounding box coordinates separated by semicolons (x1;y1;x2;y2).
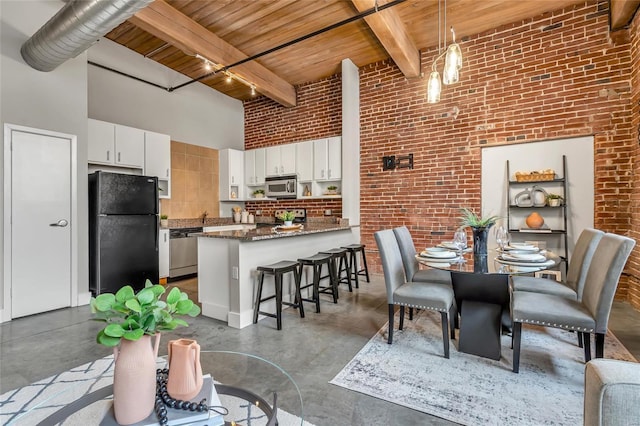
88;38;244;149
481;136;595;258
0;0;89;317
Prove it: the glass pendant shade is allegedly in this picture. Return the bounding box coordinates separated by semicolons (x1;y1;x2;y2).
427;70;441;103
445;43;463;71
442;61;459;85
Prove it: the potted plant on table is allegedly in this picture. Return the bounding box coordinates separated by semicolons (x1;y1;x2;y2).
546;193;564;207
91;280;200;425
160;214;169;228
277;210;296;227
253;189;265;198
459;208;500;255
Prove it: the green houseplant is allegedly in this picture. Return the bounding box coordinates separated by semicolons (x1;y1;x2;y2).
91;280;200;347
277;210;296;225
253;189;265;198
546;193;564;207
160;214;169;227
459;208;500;255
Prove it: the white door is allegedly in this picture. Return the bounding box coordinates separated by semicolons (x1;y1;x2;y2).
8;127;73;318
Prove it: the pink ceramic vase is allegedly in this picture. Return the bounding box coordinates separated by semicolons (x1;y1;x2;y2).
167;339;203;401
112;334;160;425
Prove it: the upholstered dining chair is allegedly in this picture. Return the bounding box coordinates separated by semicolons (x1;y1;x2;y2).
511;232;635;373
392;226;452;285
374;229;455;358
511;228;605;300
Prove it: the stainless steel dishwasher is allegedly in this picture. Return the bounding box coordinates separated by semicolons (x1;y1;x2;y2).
169;227;202;278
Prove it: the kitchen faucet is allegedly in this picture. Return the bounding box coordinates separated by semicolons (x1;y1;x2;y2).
201;210;208;224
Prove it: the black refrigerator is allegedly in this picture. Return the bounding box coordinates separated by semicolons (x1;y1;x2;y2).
89;171;159;295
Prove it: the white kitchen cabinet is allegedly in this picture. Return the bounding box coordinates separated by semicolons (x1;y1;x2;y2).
244;148;266;186
313;137;341;181
159;229;169;279
220;148;244;200
88;119;144;169
144;131;171;198
296;141;314;182
266;144;296;176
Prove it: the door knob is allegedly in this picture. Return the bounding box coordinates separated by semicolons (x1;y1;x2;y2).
50;219;68;227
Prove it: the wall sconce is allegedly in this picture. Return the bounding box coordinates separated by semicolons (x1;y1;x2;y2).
382;154;414;171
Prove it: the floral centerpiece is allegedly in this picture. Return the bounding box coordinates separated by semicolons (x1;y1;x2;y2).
277;210;296;226
91;281;200;425
459;208;500;255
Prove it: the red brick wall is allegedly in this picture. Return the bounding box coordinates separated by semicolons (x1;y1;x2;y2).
627;9;640;309
244;1;639;304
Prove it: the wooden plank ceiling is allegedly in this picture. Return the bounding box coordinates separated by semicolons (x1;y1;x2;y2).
104;0;639;107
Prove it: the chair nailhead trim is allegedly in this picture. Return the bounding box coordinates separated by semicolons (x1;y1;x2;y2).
513;318;594;333
398;302;447;313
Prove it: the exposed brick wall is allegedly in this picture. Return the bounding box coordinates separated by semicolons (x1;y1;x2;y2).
244;1;639;304
627;9;640;309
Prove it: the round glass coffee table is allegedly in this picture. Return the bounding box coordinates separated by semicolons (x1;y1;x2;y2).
8;351;304;426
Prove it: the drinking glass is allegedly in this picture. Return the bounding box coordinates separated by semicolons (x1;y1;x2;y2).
495;226;507;251
453;229;467;259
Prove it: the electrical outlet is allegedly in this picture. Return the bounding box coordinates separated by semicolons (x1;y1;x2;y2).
231;266;239;279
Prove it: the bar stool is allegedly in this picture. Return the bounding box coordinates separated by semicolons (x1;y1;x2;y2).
253;260;303;330
297;253;337;313
319;248;352;293
342;243;370;288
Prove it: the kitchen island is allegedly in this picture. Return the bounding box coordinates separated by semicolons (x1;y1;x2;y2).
193;222;357;328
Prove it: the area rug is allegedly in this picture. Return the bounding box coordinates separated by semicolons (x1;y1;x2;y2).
330;310;637;426
0;356;314;426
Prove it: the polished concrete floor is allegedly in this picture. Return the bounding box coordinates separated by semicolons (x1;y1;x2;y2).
1;274;640;425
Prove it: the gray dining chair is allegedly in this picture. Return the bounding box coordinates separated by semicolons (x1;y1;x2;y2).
392;226;452;285
511;228;604;300
511;232;635;373
374;229;455;358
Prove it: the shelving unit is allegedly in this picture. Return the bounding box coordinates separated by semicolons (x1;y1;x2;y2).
506;155;568;267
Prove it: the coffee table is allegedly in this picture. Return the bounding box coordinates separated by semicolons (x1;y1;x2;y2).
417;249;560;361
7;351;304;426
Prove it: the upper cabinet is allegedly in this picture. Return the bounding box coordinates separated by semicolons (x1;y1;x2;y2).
266;144;296;176
220;148;244;200
244;148;266;186
313;137;341;181
88;118;144;169
295;141;314;182
144;131;171;199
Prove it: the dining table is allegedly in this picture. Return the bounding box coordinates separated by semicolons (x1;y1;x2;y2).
416;244;560;361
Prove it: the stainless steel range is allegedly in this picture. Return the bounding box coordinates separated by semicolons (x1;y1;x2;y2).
274;208;307;225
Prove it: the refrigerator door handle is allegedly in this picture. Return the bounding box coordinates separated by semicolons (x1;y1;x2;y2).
49;219;68;227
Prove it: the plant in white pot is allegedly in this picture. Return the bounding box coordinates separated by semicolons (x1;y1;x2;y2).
546;193;564;207
277;210;296;227
160;214;169;228
91;280;200;425
253;189;265;198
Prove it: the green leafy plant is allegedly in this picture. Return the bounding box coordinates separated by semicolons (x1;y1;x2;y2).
459;207;500;228
546;193;564;201
253;189;265;195
327;185;338;191
160;214;168;220
91;280;200;347
277;210;296;221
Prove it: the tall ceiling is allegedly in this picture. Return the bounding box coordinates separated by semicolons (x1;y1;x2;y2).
105;0;640;107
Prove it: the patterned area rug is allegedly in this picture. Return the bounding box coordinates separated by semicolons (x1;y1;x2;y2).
330;310;637;426
0;356;313;426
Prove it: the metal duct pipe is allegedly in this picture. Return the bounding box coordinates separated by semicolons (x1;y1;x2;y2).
21;0;154;72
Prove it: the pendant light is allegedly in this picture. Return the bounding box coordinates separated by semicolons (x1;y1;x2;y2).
426;0;462;102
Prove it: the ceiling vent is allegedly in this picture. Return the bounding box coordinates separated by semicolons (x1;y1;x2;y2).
21;0;153;72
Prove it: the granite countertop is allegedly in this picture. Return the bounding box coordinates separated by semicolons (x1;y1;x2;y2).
190;223;352;242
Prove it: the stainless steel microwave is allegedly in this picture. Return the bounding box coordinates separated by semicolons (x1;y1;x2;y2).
265;175;297;199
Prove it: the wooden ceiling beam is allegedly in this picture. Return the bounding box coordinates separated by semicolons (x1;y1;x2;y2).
609;0;640;31
129;0;297;107
351;0;421;78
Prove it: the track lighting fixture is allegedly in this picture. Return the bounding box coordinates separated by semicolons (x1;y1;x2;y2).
195;53;258;97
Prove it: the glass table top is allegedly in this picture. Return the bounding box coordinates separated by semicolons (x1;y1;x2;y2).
416;248;561;274
6;350;303;426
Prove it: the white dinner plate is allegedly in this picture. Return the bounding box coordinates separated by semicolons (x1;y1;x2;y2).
419;250;458;259
424;247;449;254
495;258;555;268
501;253;547;262
503;244;539;252
439;241;459;250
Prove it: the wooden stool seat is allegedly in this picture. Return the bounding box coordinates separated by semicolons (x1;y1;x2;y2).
342;243;370;288
253;260;303;330
298;253;337;313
